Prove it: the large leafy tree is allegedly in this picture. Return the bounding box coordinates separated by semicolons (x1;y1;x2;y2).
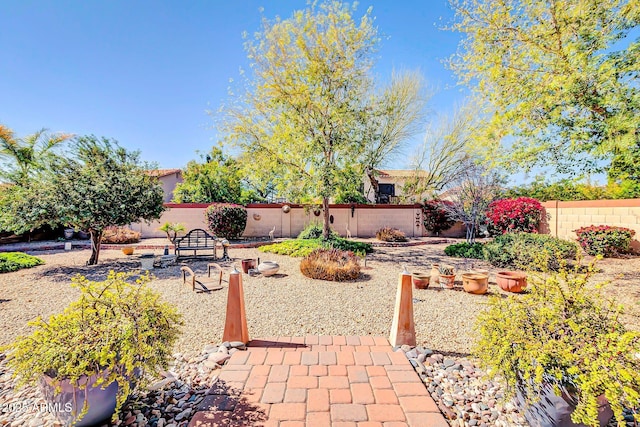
1;136;165;264
449;0;639;174
173;148;245;203
0;125;72;185
223;1;424;238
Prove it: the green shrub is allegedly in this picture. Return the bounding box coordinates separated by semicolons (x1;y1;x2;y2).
574;225;636;257
483;233;578;271
260;237;373;258
298;222;338;239
260;239;321;257
205;203;247;239
474;259;640;426
300;248;361;281
375;227;407;242
3;272;182;422
444;242;485;259
101;226;141;244
0;252;44;273
324;236;373;255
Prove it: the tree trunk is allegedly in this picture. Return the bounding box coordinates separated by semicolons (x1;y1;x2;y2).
322;196;331;240
88;229;103;265
366;169;379;203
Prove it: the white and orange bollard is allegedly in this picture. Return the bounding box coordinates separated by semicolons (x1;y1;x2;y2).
222;266;250;344
389;268;416;347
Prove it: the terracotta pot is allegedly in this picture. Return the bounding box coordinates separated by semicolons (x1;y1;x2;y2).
461;273;488;295
258;261;279;276
241;258;257;274
40;372;119;426
412;273;430;289
439;274;456;289
122;247;134;256
496;271;527;293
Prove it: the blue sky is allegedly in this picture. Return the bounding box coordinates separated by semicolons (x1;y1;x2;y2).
1;1;466;169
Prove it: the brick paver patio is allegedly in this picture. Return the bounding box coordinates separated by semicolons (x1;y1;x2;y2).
188;336;447;426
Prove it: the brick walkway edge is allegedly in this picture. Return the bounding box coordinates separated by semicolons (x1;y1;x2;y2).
188;336;448;427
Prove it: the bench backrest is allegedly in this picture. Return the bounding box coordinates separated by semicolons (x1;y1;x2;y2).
175;229;217;248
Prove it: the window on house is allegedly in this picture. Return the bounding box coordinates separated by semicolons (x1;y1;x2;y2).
378;183;395;204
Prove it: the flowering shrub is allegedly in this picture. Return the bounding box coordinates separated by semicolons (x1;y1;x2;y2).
574;225;635;257
422;200;455;234
486;197;543;235
205;204;247;239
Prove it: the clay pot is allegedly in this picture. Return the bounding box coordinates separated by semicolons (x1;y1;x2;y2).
496;271;527;293
412;273;430;289
122;247;134;256
258;261;279;276
461;273;488;295
439;274;456;289
241;259;257;274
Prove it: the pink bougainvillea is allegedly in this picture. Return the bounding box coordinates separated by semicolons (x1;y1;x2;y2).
486;197;543;234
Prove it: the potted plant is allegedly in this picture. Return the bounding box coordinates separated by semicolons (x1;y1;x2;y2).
474;259;640;427
2;271;182;426
438;264;455;289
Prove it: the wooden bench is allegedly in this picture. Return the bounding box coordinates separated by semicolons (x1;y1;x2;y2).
174;229;218;260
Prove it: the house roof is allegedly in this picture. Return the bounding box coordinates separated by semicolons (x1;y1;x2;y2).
145;169;182;178
377;169;430;178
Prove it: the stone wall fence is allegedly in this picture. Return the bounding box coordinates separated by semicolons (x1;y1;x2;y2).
132;203;454;239
540;199;640;251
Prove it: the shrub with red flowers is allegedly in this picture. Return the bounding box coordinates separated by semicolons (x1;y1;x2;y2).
486;197;543;235
205;203;247;239
422;200;455;234
574;225;636;257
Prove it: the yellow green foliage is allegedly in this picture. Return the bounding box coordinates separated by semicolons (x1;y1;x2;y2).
474;259;640;426
2;272;183;423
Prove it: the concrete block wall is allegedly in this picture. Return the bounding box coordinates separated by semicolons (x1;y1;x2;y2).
541;199;640;251
133;203;449;239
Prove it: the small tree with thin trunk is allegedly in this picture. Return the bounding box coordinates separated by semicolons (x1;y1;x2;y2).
440;160;502;243
223;2;425;238
53;136;165;264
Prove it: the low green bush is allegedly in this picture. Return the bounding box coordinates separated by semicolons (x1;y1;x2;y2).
483;233;578;271
259;239;321;257
298;222;338;239
0;252;44;273
444;242;485;259
474;259;640;426
324;236;373;255
574;225;636;257
260;236;373;258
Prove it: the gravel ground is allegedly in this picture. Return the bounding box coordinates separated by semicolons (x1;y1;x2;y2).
1;242;638;356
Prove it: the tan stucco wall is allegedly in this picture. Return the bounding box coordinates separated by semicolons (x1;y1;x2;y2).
134;204;445;239
158;172;183;203
541;199;640;251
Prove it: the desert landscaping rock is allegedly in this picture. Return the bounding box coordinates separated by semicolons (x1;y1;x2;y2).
1;242;639;426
